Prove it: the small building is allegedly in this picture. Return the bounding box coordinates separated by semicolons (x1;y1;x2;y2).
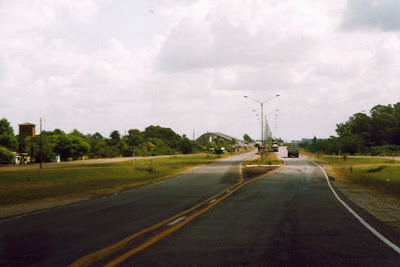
19;122;36;137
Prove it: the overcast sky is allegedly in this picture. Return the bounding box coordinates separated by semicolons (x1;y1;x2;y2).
1;0;400;142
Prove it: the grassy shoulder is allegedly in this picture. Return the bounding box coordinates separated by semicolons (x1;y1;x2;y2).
242;152;284;179
0;154;230;206
308;153;400;199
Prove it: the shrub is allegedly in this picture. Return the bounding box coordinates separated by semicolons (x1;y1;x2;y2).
0;146;14;164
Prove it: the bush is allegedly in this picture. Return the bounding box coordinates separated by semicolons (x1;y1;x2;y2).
0;146;14;164
369;145;400;156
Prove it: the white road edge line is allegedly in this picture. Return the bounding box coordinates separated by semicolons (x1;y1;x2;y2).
167;216;186;226
312;160;400;255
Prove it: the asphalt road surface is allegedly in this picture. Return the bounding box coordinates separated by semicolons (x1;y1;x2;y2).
1;149;400;266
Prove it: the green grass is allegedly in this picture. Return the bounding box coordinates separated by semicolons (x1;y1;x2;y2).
0;154;229;205
317;155;399;164
58;154;232;169
308;152;400;198
329;165;400;197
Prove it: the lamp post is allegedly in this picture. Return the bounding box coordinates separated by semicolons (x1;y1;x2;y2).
244;95;280;160
265;109;279;139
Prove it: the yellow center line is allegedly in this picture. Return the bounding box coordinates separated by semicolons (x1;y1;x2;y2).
69;162;244;266
104;164;285;266
69;159;282;267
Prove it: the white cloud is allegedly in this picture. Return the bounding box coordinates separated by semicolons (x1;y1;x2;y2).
342;0;400;31
1;0;400;142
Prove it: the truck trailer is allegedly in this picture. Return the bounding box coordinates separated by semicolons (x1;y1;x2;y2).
287;142;299;157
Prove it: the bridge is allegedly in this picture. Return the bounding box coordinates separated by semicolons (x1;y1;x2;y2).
196;132;246;147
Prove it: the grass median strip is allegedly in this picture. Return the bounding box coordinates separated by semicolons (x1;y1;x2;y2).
242;152;284;179
0;154;226;206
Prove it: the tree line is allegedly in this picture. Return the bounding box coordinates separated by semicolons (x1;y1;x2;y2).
301;102;400;155
0;119;203;163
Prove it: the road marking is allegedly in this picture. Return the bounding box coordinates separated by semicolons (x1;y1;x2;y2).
209;199;217;204
69;161;248;267
167;216;186;226
104;164;286;267
312;161;400;255
245;165;281;167
70;154;284;267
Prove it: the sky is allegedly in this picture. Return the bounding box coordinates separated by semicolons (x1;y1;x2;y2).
1;0;400;142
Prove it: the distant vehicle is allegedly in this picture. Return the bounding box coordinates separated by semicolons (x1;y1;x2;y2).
287;142;299;157
272;143;279;152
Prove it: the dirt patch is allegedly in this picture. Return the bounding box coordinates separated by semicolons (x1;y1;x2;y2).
242;166;279;179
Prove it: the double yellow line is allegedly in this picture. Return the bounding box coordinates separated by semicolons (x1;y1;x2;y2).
70;161;284;266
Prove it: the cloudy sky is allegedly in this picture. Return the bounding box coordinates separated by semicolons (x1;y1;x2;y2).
1;0;400;142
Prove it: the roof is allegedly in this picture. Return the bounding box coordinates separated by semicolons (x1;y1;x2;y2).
18;123;36;126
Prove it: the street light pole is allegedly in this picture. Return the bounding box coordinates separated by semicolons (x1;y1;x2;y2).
40;117;42;169
244;94;280;160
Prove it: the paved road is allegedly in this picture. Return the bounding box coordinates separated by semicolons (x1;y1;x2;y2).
0;151;254;266
1;149;400;266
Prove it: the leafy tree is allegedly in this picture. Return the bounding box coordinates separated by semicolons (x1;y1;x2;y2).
70;129;86;139
54;134;90;161
108;130;121;146
179;135;194;154
87;132;107;158
370;113;397;145
0;118;17;150
243;134;253;143
338;135;365;155
125;129;144;147
370;104;394;117
50;129;65;135
336;122;352;137
0;146;14;164
143;141;156;155
110;130;121;142
143;126;181;149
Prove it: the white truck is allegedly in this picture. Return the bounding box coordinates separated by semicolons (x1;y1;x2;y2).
287;142;299;157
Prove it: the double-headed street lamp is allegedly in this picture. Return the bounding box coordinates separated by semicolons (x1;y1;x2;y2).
244;94;280;157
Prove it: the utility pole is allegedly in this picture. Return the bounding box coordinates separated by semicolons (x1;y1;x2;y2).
261;102;264;154
244;95;280;162
40;117;42;169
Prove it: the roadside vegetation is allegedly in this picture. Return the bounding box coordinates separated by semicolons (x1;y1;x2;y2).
0;118;206;164
0;154;233;206
309;153;400;199
300;102;400;156
298;101;400;199
314;155;400;164
0;118;253;166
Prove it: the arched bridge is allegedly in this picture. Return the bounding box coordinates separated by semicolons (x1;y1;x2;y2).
196;132;246;146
